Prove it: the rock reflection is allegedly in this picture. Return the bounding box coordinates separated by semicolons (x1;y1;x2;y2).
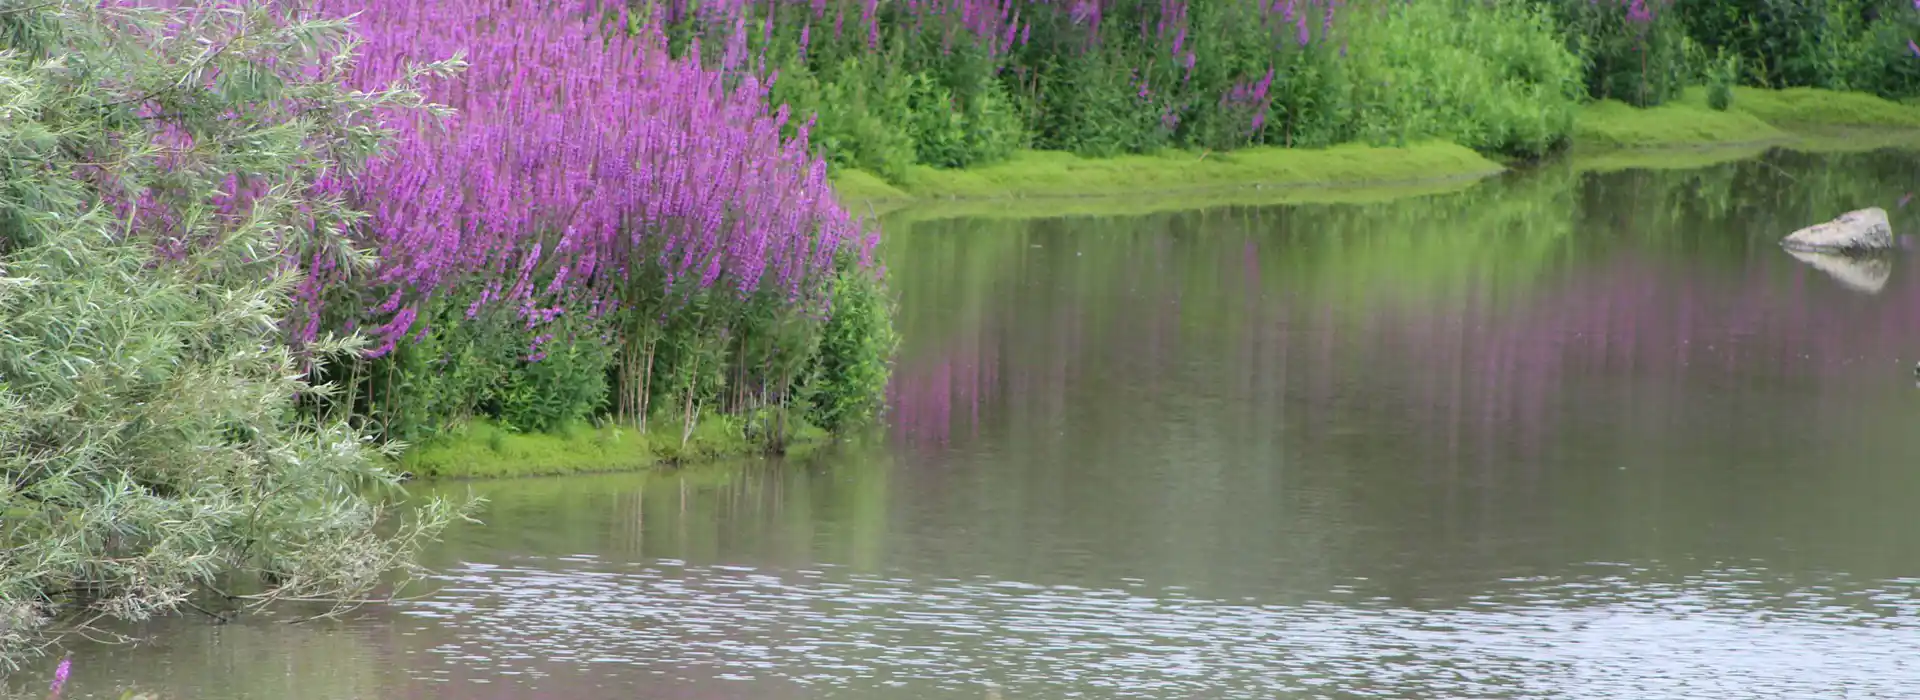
1785;248;1893;294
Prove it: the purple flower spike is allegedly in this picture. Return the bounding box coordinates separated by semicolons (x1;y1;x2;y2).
299;0;873;353
50;658;71;696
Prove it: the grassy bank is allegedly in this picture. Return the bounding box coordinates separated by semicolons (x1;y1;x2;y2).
836;87;1920;216
397;417;828;480
861;176;1495;223
834;141;1505;213
1571;86;1920;150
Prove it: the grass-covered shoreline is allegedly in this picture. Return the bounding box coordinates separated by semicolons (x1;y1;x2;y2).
1572;86;1920;149
835;87;1920;215
397;417;830;480
833;142;1505;213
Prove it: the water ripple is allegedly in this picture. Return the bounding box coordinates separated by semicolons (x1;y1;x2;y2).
400;561;1920;698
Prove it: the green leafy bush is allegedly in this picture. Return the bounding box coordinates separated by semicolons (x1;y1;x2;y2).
1841;6;1920;98
362;295;614;441
1535;0;1690;106
1344;0;1582;159
773;57;923;181
802;259;901;432
0;0;467;668
1674;0;1920;99
1707;50;1739;110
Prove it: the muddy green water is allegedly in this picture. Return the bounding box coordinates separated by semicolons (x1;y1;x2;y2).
25;150;1920;699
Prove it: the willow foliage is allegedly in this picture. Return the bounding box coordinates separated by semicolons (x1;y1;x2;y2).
0;0;470;667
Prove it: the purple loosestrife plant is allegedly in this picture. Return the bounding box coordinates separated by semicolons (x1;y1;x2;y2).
299;0;874;357
47;657;71;698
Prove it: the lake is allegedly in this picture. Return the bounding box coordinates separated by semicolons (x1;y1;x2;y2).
24;148;1920;699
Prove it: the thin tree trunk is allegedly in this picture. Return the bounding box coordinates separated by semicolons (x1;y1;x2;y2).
382;361;396;436
639;336;655;433
680;348;701;449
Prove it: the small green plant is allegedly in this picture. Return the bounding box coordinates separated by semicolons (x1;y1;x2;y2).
801;258;900;432
1707;51;1739;111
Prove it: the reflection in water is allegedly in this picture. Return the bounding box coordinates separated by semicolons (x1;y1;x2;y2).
1785;249;1894;294
22;149;1920;699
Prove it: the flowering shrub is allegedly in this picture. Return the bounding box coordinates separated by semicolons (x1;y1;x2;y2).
279;0;895;440
299;0;871;350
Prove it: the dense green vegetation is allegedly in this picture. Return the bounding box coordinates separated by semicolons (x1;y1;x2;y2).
0;1;471;669
741;0;1586;172
653;0;1920;199
0;0;899;667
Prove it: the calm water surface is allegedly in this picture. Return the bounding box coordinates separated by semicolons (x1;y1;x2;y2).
26;150;1920;699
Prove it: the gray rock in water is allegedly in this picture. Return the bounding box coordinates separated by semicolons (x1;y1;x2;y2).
1781;207;1894;252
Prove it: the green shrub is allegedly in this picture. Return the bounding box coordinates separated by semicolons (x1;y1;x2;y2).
1536;0;1690;106
495;321;614;434
357;293;613;441
906;72;1029;168
1842;7;1920;98
772;57;922;181
1674;0;1920;99
1262;48;1354;149
0;0;465;667
802;258;900;432
1707;51;1738;110
1027;45;1183;157
1344;0;1582;159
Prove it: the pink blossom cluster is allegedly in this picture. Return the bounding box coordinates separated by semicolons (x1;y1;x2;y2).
667;0;1336;68
651;0;1028;58
1218;67;1276;132
1589;0;1667;25
294;0;874;356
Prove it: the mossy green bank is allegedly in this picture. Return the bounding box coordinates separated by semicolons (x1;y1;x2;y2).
836;87;1920;216
1571;87;1920;150
836;141;1499;203
397;417;829;480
